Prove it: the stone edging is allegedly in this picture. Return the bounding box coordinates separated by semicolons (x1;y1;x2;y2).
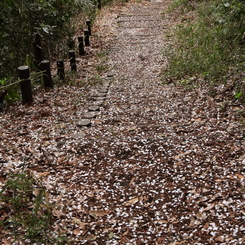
77;74;113;127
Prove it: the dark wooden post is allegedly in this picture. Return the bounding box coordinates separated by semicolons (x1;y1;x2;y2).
78;36;85;56
40;60;53;89
67;38;75;49
86;20;91;36
98;0;101;9
69;50;77;71
84;29;90;46
18;66;33;105
33;34;43;68
57;60;65;80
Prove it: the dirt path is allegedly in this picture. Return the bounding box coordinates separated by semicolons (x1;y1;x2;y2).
1;0;245;244
84;0;245;244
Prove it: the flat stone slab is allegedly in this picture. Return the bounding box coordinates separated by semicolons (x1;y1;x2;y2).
96;96;106;101
88;105;100;111
71;133;85;138
77;119;91;127
100;88;108;93
97;93;107;97
83;111;99;119
93;100;104;106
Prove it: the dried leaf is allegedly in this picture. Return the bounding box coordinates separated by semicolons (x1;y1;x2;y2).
128;126;137;131
125;197;139;206
52;209;64;218
215;236;224;242
37;172;50;177
32;188;41;197
121;236;130;242
235;173;245;179
73;217;84;225
73;229;81;235
89;210;110;217
129;177;135;186
203;202;216;211
203;222;210;229
242;158;245;165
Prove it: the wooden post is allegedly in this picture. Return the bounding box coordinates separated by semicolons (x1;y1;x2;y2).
18;66;33;105
69;50;77;71
78;36;85;55
33;33;43;68
40;60;53;89
57;60;65;80
86;20;91;36
98;0;102;9
84;29;90;46
67;38;75;49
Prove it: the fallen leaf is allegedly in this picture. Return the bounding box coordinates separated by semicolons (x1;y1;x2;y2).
235;173;245;179
52;209;64;218
37;172;50;177
203;222;210;229
215;236;224;242
129;176;135;186
89;210;110;217
73;217;84;225
203;202;216;211
121;236;130;242
32;188;41;197
125;197;139;206
128;126;137;131
73;229;81;235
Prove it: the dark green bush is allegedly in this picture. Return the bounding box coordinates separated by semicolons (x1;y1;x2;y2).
165;0;245;82
0;0;94;79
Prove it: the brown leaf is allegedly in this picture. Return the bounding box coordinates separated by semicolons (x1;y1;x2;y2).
32;188;41;197
125;197;139;206
73;217;84;225
128;126;137;131
215;236;224;242
121;236;130;243
203;202;216;211
89;210;110;217
235;173;245;179
0;209;8;222
37;172;50;177
203;222;210;230
52;209;64;218
129;176;135;186
73;228;81;235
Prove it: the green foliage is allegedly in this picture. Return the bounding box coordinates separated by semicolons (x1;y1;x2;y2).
88;74;103;85
0;0;95;78
0;171;68;244
0;0;96;107
0;79;21;108
165;0;245;82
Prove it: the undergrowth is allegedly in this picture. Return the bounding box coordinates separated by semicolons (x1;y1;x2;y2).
165;0;245;85
0;170;68;244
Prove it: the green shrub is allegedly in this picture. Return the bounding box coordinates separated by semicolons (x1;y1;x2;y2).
165;0;245;82
0;0;95;79
0;171;68;244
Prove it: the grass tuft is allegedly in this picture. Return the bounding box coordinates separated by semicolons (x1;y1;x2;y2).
0;170;68;244
164;0;245;83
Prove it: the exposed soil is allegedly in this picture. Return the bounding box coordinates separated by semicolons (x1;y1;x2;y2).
1;0;245;244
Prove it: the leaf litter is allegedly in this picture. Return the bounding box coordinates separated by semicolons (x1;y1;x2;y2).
1;0;245;244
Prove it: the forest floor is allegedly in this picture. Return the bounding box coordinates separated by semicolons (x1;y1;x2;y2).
1;0;245;244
